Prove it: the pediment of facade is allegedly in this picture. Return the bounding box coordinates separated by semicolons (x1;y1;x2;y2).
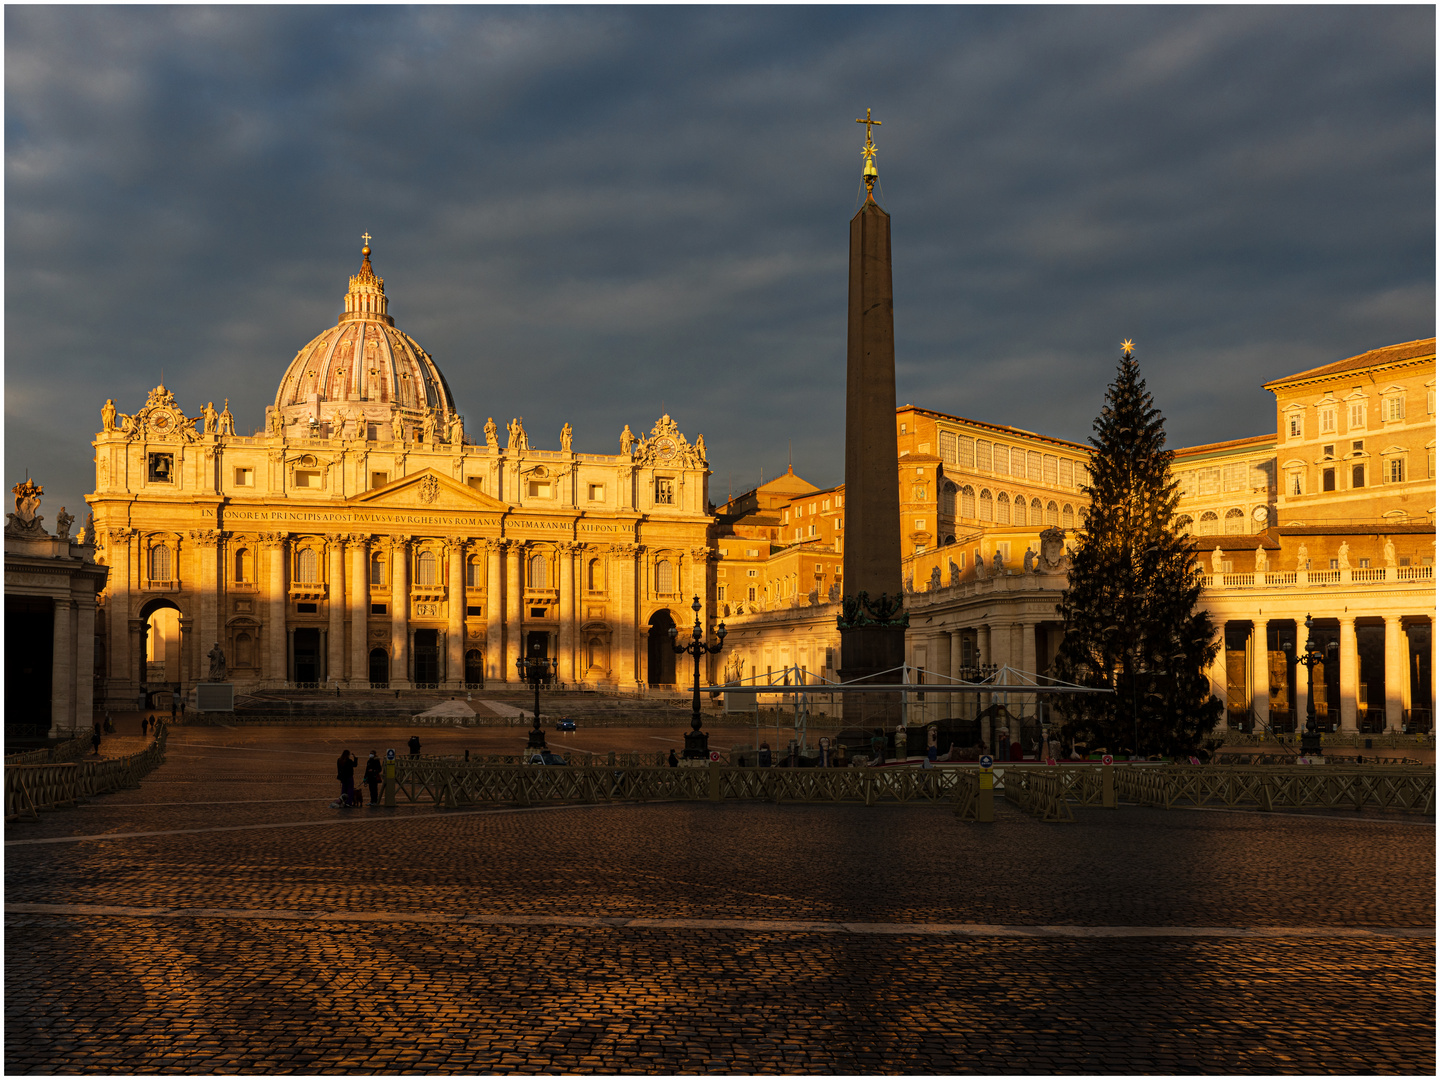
349;469;511;513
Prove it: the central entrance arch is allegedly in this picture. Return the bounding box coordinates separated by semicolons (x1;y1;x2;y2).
136;596;184;707
647;610;677;686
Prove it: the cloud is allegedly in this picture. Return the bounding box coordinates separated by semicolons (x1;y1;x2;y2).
5;5;1433;515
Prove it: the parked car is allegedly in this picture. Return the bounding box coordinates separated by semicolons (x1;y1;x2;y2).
527;751;568;765
555;717;576;732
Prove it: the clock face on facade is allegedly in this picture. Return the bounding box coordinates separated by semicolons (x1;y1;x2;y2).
1252;506;1269;522
654;436;677;460
150;411;173;433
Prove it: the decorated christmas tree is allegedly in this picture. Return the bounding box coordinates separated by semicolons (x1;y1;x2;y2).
1054;341;1223;757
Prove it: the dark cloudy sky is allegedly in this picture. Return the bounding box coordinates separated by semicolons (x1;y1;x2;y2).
6;5;1434;521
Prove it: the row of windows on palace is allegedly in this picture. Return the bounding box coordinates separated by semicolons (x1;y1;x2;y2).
941;485;1078;528
144;546;685;596
1283;445;1432;495
1282;385;1432;441
930;433;1087;487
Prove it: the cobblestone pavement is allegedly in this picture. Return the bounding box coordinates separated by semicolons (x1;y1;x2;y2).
6;726;1435;1074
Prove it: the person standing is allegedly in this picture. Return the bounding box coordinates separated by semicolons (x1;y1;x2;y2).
667;749;678;768
363;751;383;806
336;750;358;808
407;734;421;759
91;722;102;757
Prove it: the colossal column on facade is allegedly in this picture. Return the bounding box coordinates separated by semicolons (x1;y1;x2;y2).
349;535;370;687
486;540;504;682
1338;616;1358;732
108;529;136;697
261;533;288;684
1208;643;1229;733
504;540;522;682
558;542;578;684
612;544;638;686
390;536;411;688
328;537;346;687
446;538;465;689
1383;615;1404;732
191;530;222;678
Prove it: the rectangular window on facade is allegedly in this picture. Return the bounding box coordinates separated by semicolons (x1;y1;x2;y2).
1028;450;1042;481
371;471;389;489
1351;464;1364;489
293;470;321;488
1352;440;1363;452
587;483;604;501
233;467;253;487
1221;462;1246;492
467;605;482;616
1250;462;1273;491
370;603;387;615
991;446;1008;475
148;453;174;483
1288;471;1303;496
939;430;957;463
976;441;992;471
1178;471;1193;498
467;477;484;493
655;478;674;505
1322;467;1336;492
1387;458;1405;483
1320;407;1336;433
1349;403;1366;429
1059;459;1073;487
1042;455;1058;485
1198;468;1220;496
809;524;816;537
1288;414;1302;439
914;518;926;529
527;480;552;498
747;586;756;601
957;437;975;468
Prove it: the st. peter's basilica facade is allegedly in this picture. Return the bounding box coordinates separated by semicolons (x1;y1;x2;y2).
88;243;714;704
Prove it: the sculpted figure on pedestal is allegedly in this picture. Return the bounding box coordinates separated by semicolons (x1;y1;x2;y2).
929;566;942;591
1255;545;1268;573
422;409;437;444
6;479;45;536
560;423;573;454
949;560;960;586
484;417;498;449
1211;546;1225;575
620;425;636;456
1383;538;1397;567
207;642;227;682
55;507;74;540
1337;541;1350;570
391;412;405;445
1023;546;1036;574
101;399;117;433
1296;542;1309;570
202;401;218;435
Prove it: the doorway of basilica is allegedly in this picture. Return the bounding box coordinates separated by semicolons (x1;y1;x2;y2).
647;610;677;687
414;629;440;685
293;628;321;685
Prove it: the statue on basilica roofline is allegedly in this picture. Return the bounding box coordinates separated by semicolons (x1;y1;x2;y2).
55;507;74;540
1384;538;1397;568
1023;546;1036;574
694;434;706;463
448;413;463;446
620;425;636;456
201;401;218;435
268;409;283;437
101;399;117;433
560;423;573;454
507;417;529;451
6;479;45;536
484;417;498;449
1211;546;1225;575
422;409;437;444
1255;545;1268;573
391;411;405;445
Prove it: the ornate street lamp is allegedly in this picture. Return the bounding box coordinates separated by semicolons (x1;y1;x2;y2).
1296;614;1337;759
669;595;726;760
515;653;557;750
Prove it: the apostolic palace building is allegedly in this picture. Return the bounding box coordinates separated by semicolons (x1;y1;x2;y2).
86;243;714;703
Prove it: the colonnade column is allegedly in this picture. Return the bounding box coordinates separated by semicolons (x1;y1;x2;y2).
485;540;503;682
390;536;411;689
1338;616;1358;732
328;537;346;689
504;540;522;682
559;542;577;684
447;538;465;689
1293;650;1309;729
950;631;964;721
349;535;370;688
179;614;194;691
51;595;74;737
977;624;992;714
1383;615;1404;733
262;532;288;686
1207;632;1229;733
1020;620;1037;723
76;598;96;734
1250;621;1270;731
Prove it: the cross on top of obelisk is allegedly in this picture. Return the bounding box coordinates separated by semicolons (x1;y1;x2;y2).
856;107;881;145
856;109;881;195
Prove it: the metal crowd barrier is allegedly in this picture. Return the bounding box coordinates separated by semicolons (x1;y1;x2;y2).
5;725;169;821
1115;764;1434;814
4;734;91;766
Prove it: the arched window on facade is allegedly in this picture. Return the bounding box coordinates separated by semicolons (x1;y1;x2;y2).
296;547;318;583
1175;515;1193;535
235;633;254;668
1224;508;1246;534
466;555;481;589
1198;511;1219;536
234;548;251;583
1062;504;1075;530
1012;496;1026;526
528;553;548;590
1046;501;1059;528
941;482;957;516
996;493;1010;524
416;550;437;586
1031;497;1043;522
370;552;386;586
149;544;171;582
959;486;976;519
588;636;605;671
656;559;675;594
978;489;993;522
587;558;603;592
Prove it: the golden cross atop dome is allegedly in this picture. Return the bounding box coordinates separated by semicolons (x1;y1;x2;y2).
361;232;372;247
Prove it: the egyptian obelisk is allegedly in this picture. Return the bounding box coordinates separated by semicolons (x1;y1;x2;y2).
838;110;906;716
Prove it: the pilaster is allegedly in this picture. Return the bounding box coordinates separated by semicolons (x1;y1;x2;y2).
1383;615;1404;733
486;540;504;682
349;535;370;688
558;541;578;684
446;537;465;688
260;532;288;686
390;535;411;689
504;540;522;682
328;536;346;687
1250;620;1270;730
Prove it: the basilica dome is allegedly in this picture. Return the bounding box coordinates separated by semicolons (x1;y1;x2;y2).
271;242;457;439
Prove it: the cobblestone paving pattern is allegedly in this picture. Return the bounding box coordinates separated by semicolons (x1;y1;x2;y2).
6;726;1435;1074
